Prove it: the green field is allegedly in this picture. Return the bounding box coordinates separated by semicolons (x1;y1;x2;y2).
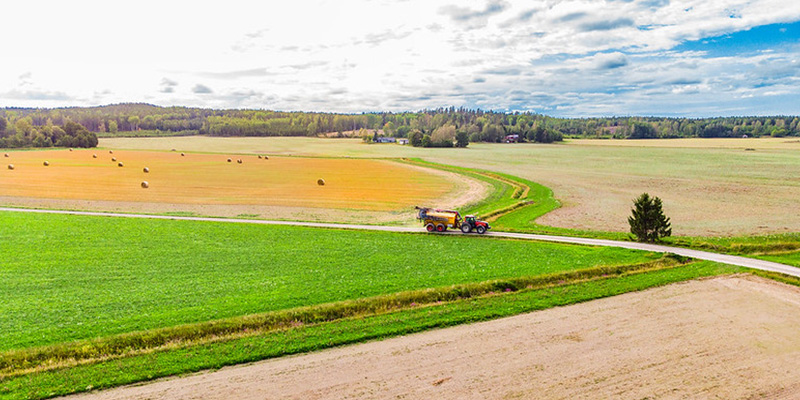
0;210;661;352
101;136;800;237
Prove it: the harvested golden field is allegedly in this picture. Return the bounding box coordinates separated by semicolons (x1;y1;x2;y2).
0;149;472;215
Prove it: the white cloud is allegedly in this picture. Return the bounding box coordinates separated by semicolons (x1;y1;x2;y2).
0;0;798;115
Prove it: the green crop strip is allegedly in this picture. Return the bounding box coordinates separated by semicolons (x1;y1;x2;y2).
0;261;737;400
0;255;685;377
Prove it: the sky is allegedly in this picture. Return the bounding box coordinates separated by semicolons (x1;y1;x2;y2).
1;0;799;117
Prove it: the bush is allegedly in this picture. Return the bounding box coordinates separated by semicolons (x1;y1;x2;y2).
455;131;469;148
409;130;423;147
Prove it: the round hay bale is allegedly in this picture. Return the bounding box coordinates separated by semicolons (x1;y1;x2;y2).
141;181;149;188
69;148;73;152
118;162;124;167
3;153;8;158
109;150;113;154
143;167;149;173
111;157;117;162
264;155;269;160
7;164;14;170
317;178;325;186
92;154;97;158
43;161;49;166
237;159;243;164
171;148;177;152
227;158;232;163
181;152;185;157
258;155;262;159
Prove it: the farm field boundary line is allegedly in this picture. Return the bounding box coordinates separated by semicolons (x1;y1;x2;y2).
2;207;798;277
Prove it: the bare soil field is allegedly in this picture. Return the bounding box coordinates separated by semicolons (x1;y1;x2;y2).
0;149;487;222
100;136;800;236
69;275;800;400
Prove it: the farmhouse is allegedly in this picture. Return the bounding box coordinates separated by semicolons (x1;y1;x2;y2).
375;137;396;143
397;138;409;145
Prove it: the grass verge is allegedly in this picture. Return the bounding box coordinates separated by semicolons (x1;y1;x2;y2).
0;260;734;400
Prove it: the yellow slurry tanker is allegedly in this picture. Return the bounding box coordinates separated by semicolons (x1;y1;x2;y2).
415;206;490;234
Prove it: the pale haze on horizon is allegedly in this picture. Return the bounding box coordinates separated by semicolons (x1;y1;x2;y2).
2;0;799;117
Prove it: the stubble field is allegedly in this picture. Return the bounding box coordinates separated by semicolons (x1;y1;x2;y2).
0;148;483;223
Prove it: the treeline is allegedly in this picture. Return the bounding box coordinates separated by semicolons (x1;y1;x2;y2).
0;117;97;148
1;104;798;146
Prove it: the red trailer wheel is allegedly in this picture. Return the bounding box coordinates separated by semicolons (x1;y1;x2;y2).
436;224;445;232
425;223;435;232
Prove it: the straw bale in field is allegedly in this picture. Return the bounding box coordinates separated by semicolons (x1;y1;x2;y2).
141;181;149;188
143;167;149;173
43;161;49;166
237;159;243;164
118;162;124;167
317;178;325;186
92;154;97;158
227;158;232;162
112;157;117;162
7;164;14;170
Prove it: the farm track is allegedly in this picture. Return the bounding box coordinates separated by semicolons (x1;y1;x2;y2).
3;207;798;278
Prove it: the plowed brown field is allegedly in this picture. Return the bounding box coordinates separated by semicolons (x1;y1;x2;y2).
0;149;459;211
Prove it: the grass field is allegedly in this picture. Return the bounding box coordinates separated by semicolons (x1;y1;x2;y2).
0;148;461;213
0;210;661;352
101;136;800;236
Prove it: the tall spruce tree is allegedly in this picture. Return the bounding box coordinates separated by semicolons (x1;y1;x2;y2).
628;193;672;242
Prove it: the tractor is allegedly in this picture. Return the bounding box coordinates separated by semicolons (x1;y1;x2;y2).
415;206;490;234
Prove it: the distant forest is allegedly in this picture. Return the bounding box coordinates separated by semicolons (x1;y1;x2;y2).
1;103;798;148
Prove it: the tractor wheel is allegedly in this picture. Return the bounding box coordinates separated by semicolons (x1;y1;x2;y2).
425;223;435;232
461;224;471;233
436;224;445;232
476;226;487;234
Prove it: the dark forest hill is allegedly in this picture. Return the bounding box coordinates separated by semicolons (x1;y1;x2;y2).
1;104;798;148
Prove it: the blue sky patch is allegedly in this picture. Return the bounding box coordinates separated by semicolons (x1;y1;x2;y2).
674;21;800;57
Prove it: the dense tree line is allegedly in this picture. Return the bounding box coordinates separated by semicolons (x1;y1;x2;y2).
0;116;97;148
2;104;798;149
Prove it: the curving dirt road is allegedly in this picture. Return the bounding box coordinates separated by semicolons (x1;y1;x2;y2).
3;207;798;277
